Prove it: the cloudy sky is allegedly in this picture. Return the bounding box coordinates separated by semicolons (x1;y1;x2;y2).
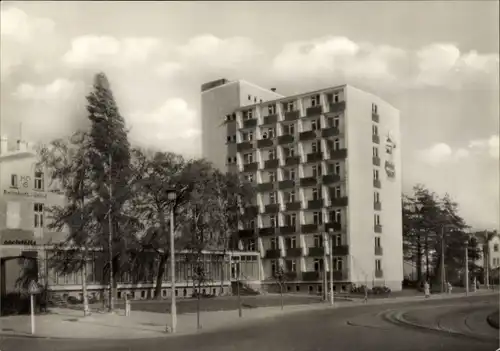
1;1;499;230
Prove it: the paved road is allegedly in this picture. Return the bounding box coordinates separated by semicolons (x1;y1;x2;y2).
1;295;497;351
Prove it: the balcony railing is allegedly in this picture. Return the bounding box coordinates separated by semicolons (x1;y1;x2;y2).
374;225;382;233
279;226;296;235
238;229;255;238
308;199;324;209
278;180;295;190
278;134;295;145
307;247;324;257
307;152;323;163
329;101;346;113
285;202;301;211
264;159;279;169
372;156;381;166
244;206;259;216
285;272;298;280
325;222;341;232
259;227;277;236
285;156;301;166
329;148;347;160
374;202;382;211
266;249;281;259
257;138;274;148
263;114;278;125
372;134;380;144
300;177;317;187
284;110;300;121
306;105;323;117
372;112;379;123
322;174;341;184
257;182;274;192
301;224;319;234
321;127;340;138
299;130;317;141
375;246;383;256
264;204;280;213
302;271;320;281
331;245;349;256
243;162;258;172
236;141;253;152
330;196;348;207
286;248;302;257
242;118;258;129
375;269;383;278
373;179;381;188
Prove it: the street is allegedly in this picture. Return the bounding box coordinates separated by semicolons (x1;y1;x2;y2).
1;295;497;351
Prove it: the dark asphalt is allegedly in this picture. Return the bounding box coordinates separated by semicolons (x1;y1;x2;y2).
1;295;498;351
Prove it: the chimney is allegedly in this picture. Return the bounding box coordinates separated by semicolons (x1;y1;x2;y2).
271;88;276;92
0;136;7;155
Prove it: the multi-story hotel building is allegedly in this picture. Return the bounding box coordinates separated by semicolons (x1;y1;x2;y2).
202;80;403;292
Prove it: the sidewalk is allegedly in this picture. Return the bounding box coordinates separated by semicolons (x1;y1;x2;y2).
0;290;496;340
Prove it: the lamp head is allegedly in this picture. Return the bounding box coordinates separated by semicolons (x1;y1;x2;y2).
167;189;177;201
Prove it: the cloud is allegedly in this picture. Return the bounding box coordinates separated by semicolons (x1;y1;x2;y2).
128;98;201;156
154;62;184;78
13;79;82;101
62;35;164;69
469;135;499;159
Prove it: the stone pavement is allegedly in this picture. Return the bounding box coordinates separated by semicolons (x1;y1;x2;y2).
0;290;497;340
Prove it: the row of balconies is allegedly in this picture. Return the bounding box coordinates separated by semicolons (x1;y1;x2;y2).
239;221;343;238
265;245;349;259
258;176;342;191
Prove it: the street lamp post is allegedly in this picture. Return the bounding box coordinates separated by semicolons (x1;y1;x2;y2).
465;236;469;296
167;190;177;333
328;228;334;307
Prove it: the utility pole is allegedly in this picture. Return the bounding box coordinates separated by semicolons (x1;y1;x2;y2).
465;238;469;296
323;234;328;301
167;191;177;333
329;233;334;306
107;152;114;312
441;226;445;294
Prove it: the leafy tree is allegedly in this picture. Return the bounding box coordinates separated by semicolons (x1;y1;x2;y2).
474;230;498;286
86;72;133;311
271;264;287;310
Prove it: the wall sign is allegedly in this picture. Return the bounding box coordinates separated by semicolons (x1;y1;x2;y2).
385;131;397;179
3;239;38;246
3;189;47;198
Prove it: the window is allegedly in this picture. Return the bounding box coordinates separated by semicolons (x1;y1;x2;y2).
373;147;379;158
242;131;253;141
232;135;237;142
374;191;380;203
312;187;320;200
270;215;277;228
334;162;340;175
333;138;340;150
247;239;255;251
269;192;276;204
334;93;339;103
268;104;276;115
333;234;342;247
227;157;232;164
268;149;276;160
243;110;253;120
314;258;323;272
372;124;378;136
266;128;275;138
246;220;256;229
34;171;44;190
260;99;263;103
333;257;343;270
373;169;379;180
271;260;278;274
286;123;295;135
285;213;297;227
311;95;320;107
311;120;319;131
245;174;254;182
374;214;381;226
11;174;18;188
244;153;253;164
270;237;278;249
314;235;323;248
285;236;297;249
313;211;323;225
269;171;276;182
333;186;341;198
286;260;296;272
311;141;320;153
285;168;296;180
312;165;320;177
248;95;252;101
288;191;296;203
372;103;378;114
375;259;382;271
34;203;44;228
329;209;341;223
285;101;295;112
375;237;381;248
333;116;340;128
254;97;257;103
494;244;499;252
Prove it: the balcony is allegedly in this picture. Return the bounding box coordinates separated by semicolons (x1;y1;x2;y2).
308;247;324;257
374;202;382;211
242;118;257;129
301;224;319;234
374;225;382;233
286;248;302;257
266;249;281;259
302;271;320;281
307;152;323;163
285;156;301;166
308;199;324;210
372;156;381;166
331;245;349;256
236;141;253;152
331;270;348;281
372;112;379;123
385;161;395;178
257;182;274;192
373;179;381;188
329;101;346;113
285;272;298;280
257;138;274;148
375;247;383;256
243;162;258;172
238;229;255;238
264;159;279;169
279;226;296;235
329;148;347;160
278;134;294;145
244;206;259;216
372;134;380;144
278;180;295;190
375;270;383;278
300;177;317;187
259;227;276;236
329;196;348;207
264;204;280;214
263;114;278;125
284;110;300;121
321;127;340;138
299;130;317;141
286;202;301;211
306;105;323;117
322;174;340;184
325;222;341;232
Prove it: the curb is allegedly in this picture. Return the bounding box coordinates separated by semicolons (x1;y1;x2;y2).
486;311;499;330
